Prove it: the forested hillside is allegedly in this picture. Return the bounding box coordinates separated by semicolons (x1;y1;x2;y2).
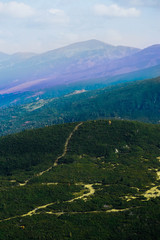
0;77;160;136
0;120;160;239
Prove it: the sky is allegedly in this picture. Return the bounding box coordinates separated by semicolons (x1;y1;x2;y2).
0;0;159;53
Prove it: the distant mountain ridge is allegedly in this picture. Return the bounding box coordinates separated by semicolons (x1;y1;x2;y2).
0;52;37;63
0;39;159;101
0;52;37;72
0;39;140;93
42;39;140;59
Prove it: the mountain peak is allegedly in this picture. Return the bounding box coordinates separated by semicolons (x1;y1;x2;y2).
57;39;111;52
78;39;112;47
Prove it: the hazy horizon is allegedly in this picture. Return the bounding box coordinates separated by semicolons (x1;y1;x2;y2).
0;0;159;54
1;38;160;55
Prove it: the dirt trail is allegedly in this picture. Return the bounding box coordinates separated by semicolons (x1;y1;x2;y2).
0;183;95;223
45;208;131;217
2;183;132;222
21;184;95;217
18;122;83;186
0;123;86;223
2;131;160;223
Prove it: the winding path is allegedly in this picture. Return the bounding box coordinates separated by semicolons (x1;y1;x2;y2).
2;124;158;223
18;122;83;186
0;183;95;223
0;122;85;223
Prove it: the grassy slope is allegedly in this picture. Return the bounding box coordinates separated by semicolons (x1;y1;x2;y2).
0;120;160;239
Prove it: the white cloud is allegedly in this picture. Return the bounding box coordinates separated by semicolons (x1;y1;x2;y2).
23;8;69;27
0;1;34;18
46;8;69;24
94;4;140;17
49;8;65;16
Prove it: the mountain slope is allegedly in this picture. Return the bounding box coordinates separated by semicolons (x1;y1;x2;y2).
0;120;160;239
102;44;160;76
0;77;160;136
32;76;160;124
0;40;140;93
101;63;160;86
80;44;160;81
0;42;160;95
0;62;160;109
0;52;37;69
63;62;160;92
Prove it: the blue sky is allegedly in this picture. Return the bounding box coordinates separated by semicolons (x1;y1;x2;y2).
0;0;159;53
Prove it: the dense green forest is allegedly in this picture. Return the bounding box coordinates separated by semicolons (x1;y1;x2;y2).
0;77;160;136
0;120;160;239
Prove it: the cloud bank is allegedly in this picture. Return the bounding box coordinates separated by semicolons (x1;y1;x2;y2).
0;1;34;18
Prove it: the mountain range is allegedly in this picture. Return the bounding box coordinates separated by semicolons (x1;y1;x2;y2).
0;39;160;240
0;39;140;93
0;39;159;95
0;39;160;110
